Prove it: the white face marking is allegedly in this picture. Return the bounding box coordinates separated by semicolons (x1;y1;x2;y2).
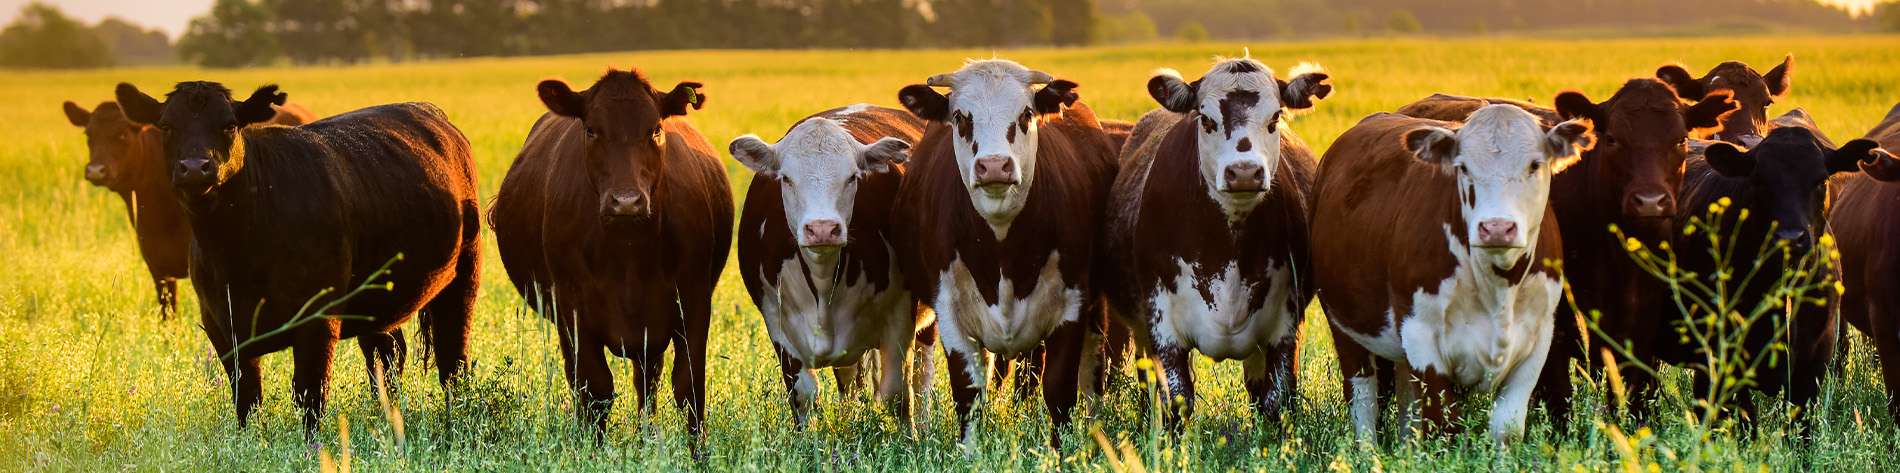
761;119;871;249
1188;59;1286;221
932;252;1079;359
941;60;1046;239
1149;258;1298;361
1443;106;1563;249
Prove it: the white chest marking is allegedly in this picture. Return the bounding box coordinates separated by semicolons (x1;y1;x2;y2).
932;252;1080;359
1149;257;1299;360
759;255;909;368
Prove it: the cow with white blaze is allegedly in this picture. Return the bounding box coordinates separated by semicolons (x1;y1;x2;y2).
1313;105;1593;443
1102;57;1332;431
891;59;1118;448
732;104;937;429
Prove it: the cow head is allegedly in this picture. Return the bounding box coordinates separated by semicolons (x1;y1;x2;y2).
116;82;284;204
898;59;1073;237
64;100;150;191
537;68;705;224
1659;55;1791;148
1146;57;1331;219
1555;78;1736;222
1405;105;1593;250
731;116;910;252
1702;128;1879;255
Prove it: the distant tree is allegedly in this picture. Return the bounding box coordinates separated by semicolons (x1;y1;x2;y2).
0;3;112;69
1096;12;1158;44
1385;9;1422;34
266;0;367;64
1050;0;1098;46
1467;18;1489;35
1880;2;1900;32
1341;12;1363;36
1174;19;1208;42
94;18;173;65
177;0;279;68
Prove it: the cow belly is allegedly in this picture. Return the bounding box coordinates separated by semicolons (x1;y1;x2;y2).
761;259;904;368
1152;258;1298;361
934;252;1080;359
1398;271;1560;389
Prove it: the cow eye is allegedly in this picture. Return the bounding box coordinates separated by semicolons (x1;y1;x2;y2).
223;124;238;134
1528;161;1543;175
1602;135;1616;147
846;174;860;184
583;127;598;139
1455;164;1469;175
157;125;172;135
778;175;792;185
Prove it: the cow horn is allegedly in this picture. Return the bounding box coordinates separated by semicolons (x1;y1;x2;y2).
1027;70;1054;85
926;74;955;88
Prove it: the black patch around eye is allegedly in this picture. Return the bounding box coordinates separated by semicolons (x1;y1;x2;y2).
1465;183;1476;207
1006;125;1016;143
955;112;974;142
1200;115;1217;134
971;142;980;154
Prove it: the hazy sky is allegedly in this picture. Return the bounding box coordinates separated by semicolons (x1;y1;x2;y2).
0;0;1887;38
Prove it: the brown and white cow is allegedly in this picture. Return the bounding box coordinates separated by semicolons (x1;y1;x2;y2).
1826;102;1900;423
63;100;322;318
1659;55;1792;147
1101;57;1330;430
489;67;733;446
891;59;1118;447
1314;106;1593;442
1395;74;1736;425
732;104;936;428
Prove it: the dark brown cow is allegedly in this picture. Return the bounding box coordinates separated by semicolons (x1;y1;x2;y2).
1826;102;1900;423
1659;55;1792;147
115;82;480;430
489;67;732;445
730;104;934;428
1102;119;1134;154
892;59;1117;448
1395;72;1737;425
1670;109;1879;422
1102;58;1331;431
1315;106;1593;443
63;100;323;318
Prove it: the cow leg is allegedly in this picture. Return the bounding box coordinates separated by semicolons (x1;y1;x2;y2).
672;283;712;446
155;277;179;320
292;329;341;432
775;343;817;429
1011;346;1045;402
1077;299;1108;400
1041;320;1088;450
561;331;615;432
1535;307;1580;434
1333;322;1381;442
1103;313;1133;389
1155;343;1195;434
1412;367;1462;438
221;354;264;428
943;343;991;443
427;225;481;386
876;318;916;426
1868;292;1900;424
1245;333;1299;430
909;317;938;429
835;364;864;398
357;330;405;395
1490;334;1552;443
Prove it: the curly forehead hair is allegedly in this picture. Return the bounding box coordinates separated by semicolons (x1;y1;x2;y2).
165;81;236;112
588;68;658;99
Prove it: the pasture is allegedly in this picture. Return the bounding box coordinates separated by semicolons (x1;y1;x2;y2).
4;36;1900;471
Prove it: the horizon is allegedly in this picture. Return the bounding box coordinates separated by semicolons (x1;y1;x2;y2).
0;0;1886;39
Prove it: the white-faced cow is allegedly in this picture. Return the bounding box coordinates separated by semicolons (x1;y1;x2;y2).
1832;102;1900;424
1314;105;1593;443
732;104;936;429
1101;57;1331;430
891;59;1118;448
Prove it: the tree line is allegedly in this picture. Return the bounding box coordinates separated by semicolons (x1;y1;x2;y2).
0;0;1893;69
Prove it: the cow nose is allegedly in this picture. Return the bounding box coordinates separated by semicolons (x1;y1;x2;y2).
802;220;845;247
85;164;106;180
1476;219;1519;247
1628;192;1674;218
972;155;1017;186
1223;161;1266;192
1776;228;1810;253
604;192;647;217
174;158;217;186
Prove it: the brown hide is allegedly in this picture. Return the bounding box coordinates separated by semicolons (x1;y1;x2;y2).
1827;102;1900;423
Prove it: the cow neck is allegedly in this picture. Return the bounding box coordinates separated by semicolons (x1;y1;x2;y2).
123;126;170;226
791;246;850;309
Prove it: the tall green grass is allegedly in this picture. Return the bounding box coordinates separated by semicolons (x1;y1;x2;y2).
3;37;1900;471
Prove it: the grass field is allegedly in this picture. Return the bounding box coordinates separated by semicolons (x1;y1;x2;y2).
5;36;1900;471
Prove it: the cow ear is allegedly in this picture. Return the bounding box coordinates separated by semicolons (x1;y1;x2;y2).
728;135;779;177
537;79;586;118
1543;118;1595;172
1859;148;1900;182
1703;142;1755;177
898;84;948;121
1403;126;1459;167
1147;70;1197;113
1827;139;1882;175
1684;90;1739;134
859;137;911;173
1279;72;1333;112
1553;90;1604;124
1034;79;1080;115
658;81;706;118
1656;64;1708;100
64;101;91;127
1764;53;1793;99
114;83;162;125
235;84;286;126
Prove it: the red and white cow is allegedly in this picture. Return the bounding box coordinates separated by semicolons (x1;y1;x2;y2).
891;59;1118;447
1102;57;1331;430
1313;105;1593;442
732;104;936;429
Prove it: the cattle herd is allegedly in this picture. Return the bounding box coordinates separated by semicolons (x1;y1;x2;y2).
60;52;1900;449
